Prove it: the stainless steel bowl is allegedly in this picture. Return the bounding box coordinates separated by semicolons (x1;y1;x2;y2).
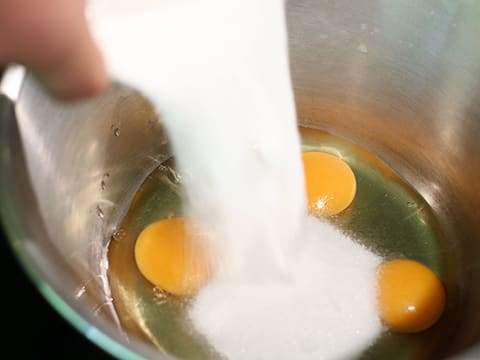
1;0;479;358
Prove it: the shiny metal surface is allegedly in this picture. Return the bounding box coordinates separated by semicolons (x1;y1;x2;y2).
287;0;480;356
0;74;168;359
0;0;479;358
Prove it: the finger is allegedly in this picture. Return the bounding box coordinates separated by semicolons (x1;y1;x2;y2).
0;0;109;99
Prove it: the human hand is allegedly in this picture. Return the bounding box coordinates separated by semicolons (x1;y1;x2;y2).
0;0;108;99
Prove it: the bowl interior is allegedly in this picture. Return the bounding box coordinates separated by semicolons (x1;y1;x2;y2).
1;0;480;358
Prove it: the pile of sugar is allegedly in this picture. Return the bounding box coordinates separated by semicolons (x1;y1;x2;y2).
88;0;383;358
191;216;381;359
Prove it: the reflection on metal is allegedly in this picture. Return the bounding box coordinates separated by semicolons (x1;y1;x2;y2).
0;64;25;101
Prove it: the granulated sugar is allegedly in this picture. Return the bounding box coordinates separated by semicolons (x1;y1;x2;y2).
190;216;382;360
88;0;383;358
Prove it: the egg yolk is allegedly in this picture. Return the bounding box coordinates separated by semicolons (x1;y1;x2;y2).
377;259;446;333
302;151;356;216
134;217;212;296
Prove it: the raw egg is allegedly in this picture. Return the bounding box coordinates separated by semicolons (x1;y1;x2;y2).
377;259;446;333
302;151;356;216
134;217;212;296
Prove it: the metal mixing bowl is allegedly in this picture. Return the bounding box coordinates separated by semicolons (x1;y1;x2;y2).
0;0;479;358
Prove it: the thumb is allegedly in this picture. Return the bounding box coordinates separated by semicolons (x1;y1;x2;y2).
0;0;108;99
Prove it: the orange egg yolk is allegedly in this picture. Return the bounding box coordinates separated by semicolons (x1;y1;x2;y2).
302;151;356;216
134;217;212;296
377;259;446;333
